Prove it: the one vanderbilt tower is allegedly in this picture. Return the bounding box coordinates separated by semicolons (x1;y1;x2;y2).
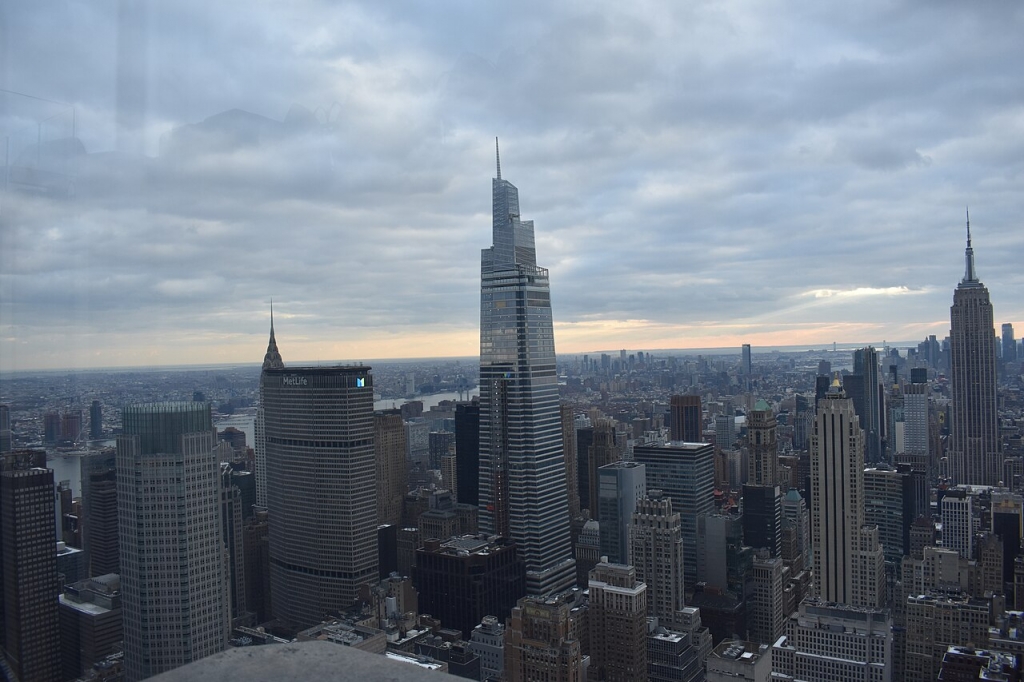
478;140;575;596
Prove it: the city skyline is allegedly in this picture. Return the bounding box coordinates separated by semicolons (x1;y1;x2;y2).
2;3;1023;371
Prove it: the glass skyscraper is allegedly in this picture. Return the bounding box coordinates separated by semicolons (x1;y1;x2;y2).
478;140;575;596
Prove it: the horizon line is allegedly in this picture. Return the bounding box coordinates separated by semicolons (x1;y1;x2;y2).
0;339;925;375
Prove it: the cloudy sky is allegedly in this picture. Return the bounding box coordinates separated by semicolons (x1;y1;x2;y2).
1;1;1022;371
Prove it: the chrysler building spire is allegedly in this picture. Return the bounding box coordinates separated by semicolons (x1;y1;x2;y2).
262;302;284;370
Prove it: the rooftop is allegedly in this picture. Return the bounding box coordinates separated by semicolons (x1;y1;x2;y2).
711;639;766;664
149;641;438;682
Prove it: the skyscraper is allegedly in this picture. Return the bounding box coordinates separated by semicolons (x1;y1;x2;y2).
742;485;782;558
504;593;584;682
413;536;525;638
263;362;378;628
587;419;620;519
454;401;481;507
478;140;575;596
744;400;782;556
670;395;702;442
375;411;407;528
949;214;1001;486
588;562;648;682
634;442;715;590
561;404;581;519
863;466;915;567
1003;323;1017;363
630;492;687;626
89;400;103;439
903;373;929;460
0;405;10;453
220;465;249;625
852;346;883;464
749;553;786;647
117;403;227;681
1;450;61;682
80;451;119;577
810;378;885;609
596;461;646;564
747;400;777;486
940;489;973;560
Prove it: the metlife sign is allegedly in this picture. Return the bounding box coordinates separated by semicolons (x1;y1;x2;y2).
281;375;308;387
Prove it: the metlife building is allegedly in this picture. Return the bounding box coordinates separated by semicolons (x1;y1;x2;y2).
261;365;377;629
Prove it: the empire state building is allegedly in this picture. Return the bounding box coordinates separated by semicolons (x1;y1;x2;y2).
949;212;1001;486
478;140;576;596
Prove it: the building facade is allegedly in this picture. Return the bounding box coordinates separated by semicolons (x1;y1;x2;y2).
670;395;702;443
561;404;581;519
588;562;648;682
469;615;505;681
263;365;378;629
117;402;227;681
772;600;891;682
81;450;119;577
810;379;885;609
1;451;61;682
747;400;777;486
630;492;687;626
58;574;122;681
413;535;525;638
749;553;785;647
504;593;584;682
852;347;883;465
375;411;407;528
633;442;715;590
454;402;481;507
597;461;646;564
902;378;929;459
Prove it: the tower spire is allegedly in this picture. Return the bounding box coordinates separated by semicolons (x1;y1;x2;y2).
262;302;284;370
495;137;501;180
963;207;977;283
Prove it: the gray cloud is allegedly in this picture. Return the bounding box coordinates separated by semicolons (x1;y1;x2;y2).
1;0;1022;370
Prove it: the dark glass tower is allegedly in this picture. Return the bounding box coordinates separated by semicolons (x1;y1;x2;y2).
478;140;575;596
89;400;103;439
853;346;883;464
81;451;119;577
949;213;1000;486
670;394;702;442
454;402;480;506
1;451;61;682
